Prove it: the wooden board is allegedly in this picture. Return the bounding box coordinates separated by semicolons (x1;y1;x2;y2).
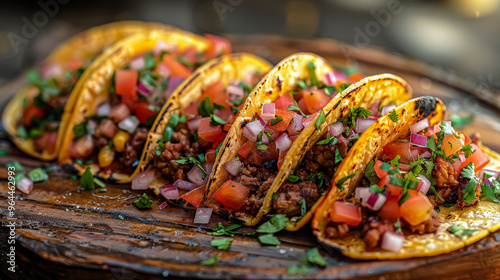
2;34;500;280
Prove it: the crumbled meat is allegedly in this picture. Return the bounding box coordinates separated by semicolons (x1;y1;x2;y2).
303;135;348;172
119;142;137;174
402;210;440;234
361;213;394;249
151;126;202;181
457;175;482;208
433;157;459;188
245;175;276;214
238;163;277;214
325;223;350;239
272;182;320;216
130;127;149;150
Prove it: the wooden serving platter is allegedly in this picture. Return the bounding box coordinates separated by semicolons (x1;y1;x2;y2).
2;34;500;280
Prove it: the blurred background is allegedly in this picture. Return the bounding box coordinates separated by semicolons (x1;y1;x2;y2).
1;0;500;89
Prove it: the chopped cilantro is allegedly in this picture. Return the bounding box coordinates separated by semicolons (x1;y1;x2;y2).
451;114;474;129
210;238;232;250
79;167;95;190
73;122;88;139
337;83;351;92
200;255;219;265
335;173;357;191
388;110;399;122
132;193;153;210
306;247;327;267
296;80;308;89
480;183;499;203
197;96;225;117
272;193;279;200
462;144;474;158
288;264;309;274
337;107;372;130
287;175;303;183
315;132;339;146
334;149;343;164
258;233;281;246
315;110;326;132
209;114;226;126
174;156;207;179
271;116;283;126
208;223;242;237
257;214;289;234
307;61;319;87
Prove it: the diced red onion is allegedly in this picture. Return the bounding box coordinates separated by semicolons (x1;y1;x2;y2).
87;120;97;134
173;179;198;191
160;184;180;200
187;116;201;132
416;174;431;195
366;192;386;211
154;40;177;55
110;103;131;123
242;120;264;141
187;165;206;186
244;72;256;86
215;108;233;122
118;116;139;134
369;101;381;117
159;201;169;209
355;187;370;201
411;148;419;162
292;113;304;133
254;113;266;126
261;103;276;121
356;118;376;133
194;207;213;224
381;231;404;253
427;125;435;135
480;169;500;181
275;133;292;151
302;112;318;128
201;163;214;186
96;103;111;116
164;76;185;100
400;164;411;172
129;56;145;70
347;129;359;140
131;170;155;190
381;105;396;116
410;118;430;134
73;135;95;158
329;122;346;137
410;133;427;147
483;177;495;188
324;71;346;86
157;63;171;78
17;177;33;194
224;157;243;176
138;82;152;95
228;84;245;100
420;150;432;158
263;126;279;143
98;119;118;139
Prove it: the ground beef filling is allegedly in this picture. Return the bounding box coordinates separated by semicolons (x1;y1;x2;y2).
150;124;205;182
427;156;481;208
272;135;349;217
325;209;440;249
119;127;149;174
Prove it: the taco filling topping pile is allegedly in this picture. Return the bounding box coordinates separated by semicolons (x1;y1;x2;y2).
325;119;495;253
212;63;365;214
68;37;230;174
19;59;86;154
148;71;264;206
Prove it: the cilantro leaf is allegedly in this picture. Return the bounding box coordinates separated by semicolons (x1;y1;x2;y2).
307;61;318;87
335;173;357;191
337;83;351;92
73;122;88;139
288;265;309;274
258;233;281;245
201;255;219;265
462;144;474;158
132;193;153;209
210;238;232;250
197;96;225;117
337;107;372;130
315;132;339;146
364;156;380;185
79;167;95;190
316;110;326;132
388;110;399;122
174;156;207;179
287;175;303;183
480;183;499;203
451;114;474;129
210;114;226;126
208;223;242;237
257;214;289;233
271;116;283;126
306;247;327;267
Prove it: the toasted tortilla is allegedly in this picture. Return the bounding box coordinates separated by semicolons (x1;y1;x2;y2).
311;97;500;259
3;21;173;160
204;53;412;227
143;53;273;196
58;29;212;183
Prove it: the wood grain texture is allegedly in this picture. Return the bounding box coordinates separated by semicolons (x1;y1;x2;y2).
2;33;500;280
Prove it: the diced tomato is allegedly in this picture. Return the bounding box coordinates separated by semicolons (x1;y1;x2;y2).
238;140;254;158
33;131;57;153
23;105;44;126
67;57;83;71
199;81;228;106
374;160;393;179
378;174;404;196
204;34;231;58
269;109;295;131
135;102;157;124
162;55;192;78
399;164;411;172
184;102;200;116
246;142;279;165
377;195;401;222
206;149;216;163
211;132;227;149
181;186;205;208
214;108;233;122
329;202;362;227
274;93;295;110
181;46;198;62
382;141;412;163
302;88;331;113
442;134;463;157
198;118;222;142
121;94;138;111
400;193;433;226
223;123;232;132
459;143;490;172
115;70;138;96
213;180;250;210
347;73;364;83
297;98;309;114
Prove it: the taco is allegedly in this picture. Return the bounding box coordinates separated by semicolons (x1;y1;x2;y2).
134;53;272;207
58;30;231;183
3;21;173;160
203;53;412;226
312;96;500;259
